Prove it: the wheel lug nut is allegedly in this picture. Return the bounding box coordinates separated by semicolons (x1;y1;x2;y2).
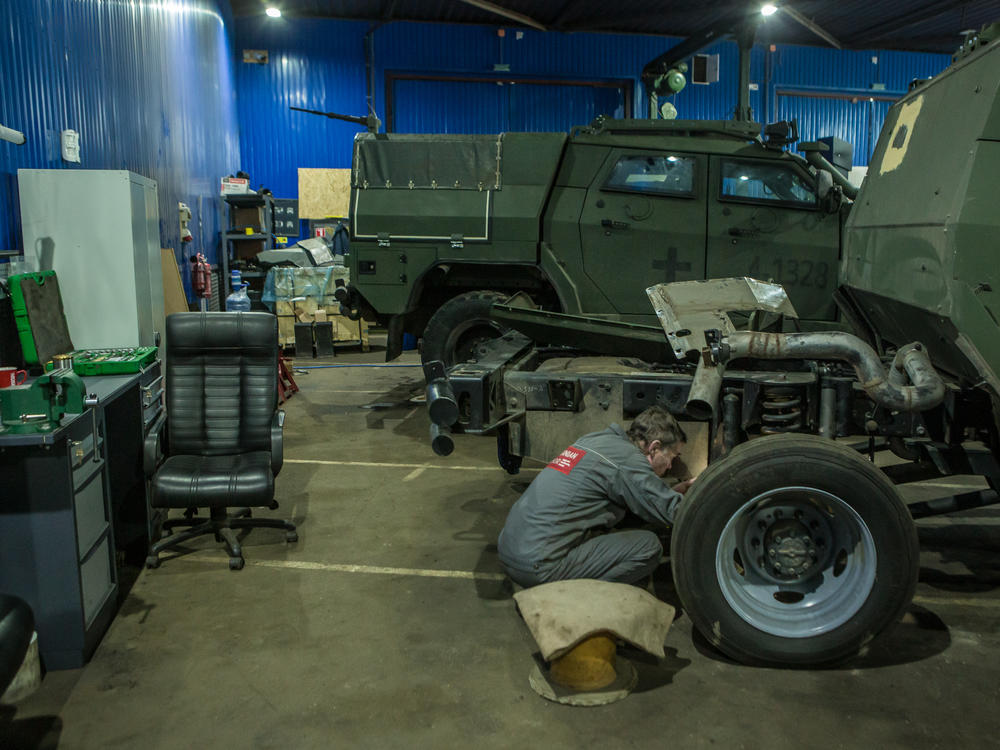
768;549;776;557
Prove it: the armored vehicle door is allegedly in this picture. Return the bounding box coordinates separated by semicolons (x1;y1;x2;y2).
579;150;708;316
705;156;840;322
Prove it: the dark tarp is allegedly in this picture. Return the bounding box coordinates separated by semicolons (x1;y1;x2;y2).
353;133;502;190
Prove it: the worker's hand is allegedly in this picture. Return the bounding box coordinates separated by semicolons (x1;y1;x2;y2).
673;478;695;495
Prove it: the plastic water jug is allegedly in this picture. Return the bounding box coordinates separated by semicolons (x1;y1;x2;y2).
225;282;252;312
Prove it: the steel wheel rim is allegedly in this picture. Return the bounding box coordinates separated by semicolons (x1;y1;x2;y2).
714;486;877;639
444;319;503;365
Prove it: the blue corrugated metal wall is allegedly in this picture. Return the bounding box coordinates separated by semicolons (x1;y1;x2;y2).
0;0;240;296
233;16;369;205
233;18;951;239
391;78;627;134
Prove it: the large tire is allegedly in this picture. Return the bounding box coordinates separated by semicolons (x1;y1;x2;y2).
421;290;509;368
671;433;918;667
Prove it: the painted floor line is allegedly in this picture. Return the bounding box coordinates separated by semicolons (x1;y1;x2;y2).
402;467;426;482
181;555;507;581
285;458;540;472
913;594;1000;609
174;556;1000;606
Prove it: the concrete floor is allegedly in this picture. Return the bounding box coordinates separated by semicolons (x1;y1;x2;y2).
3;336;1000;749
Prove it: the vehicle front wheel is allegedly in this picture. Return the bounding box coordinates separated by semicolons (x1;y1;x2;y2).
421;290;510;368
671;433;918;667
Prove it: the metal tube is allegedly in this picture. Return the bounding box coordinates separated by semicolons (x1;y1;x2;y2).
804;150;859;200
426;378;459;427
725;332;946;412
722;391;740;452
430;423;454;456
686;356;724;420
0;124;26;145
819;380;837;439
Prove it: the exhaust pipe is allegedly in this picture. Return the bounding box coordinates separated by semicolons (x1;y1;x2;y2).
686;356;724;420
726;332;945;412
430;423;454;456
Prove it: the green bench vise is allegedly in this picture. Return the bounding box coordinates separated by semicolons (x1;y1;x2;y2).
0;371;97;435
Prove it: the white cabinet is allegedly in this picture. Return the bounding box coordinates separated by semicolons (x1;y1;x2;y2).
18;169;165;350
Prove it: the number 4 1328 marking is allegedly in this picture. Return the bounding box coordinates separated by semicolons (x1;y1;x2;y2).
747;257;829;289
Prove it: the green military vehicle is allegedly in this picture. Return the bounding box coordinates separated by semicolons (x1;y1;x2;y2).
339;116;855;364
422;22;1000;667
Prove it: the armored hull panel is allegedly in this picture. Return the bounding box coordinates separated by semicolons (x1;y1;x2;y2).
842;30;1000;387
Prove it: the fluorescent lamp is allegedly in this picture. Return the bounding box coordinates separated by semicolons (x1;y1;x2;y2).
761;4;778;16
266;7;281;18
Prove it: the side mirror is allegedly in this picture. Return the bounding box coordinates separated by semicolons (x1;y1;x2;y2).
816;170;833;201
815;170;842;214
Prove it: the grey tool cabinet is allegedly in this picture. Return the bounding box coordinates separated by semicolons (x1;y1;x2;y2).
0;365;162;670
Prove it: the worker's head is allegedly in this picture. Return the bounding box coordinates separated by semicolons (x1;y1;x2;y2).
627;406;686;477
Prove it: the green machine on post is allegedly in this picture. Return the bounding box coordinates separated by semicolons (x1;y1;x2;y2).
0;369;95;435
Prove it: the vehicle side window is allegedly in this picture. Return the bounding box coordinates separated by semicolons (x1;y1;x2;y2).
603;154;695;197
720;160;816;207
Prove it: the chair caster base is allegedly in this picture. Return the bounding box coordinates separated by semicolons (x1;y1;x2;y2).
229;557;245;571
286;531;298;543
146;555;161;569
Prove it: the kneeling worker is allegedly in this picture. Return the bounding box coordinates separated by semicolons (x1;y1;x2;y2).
498;405;693;587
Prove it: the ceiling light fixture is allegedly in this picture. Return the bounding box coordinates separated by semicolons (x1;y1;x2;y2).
761;4;778;16
266;7;281;18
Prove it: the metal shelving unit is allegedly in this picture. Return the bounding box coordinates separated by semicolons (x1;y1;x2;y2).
222;193;275;293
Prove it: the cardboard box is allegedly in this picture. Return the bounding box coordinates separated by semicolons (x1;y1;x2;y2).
221;177;250;195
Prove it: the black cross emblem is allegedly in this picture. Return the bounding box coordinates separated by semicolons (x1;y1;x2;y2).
652;247;692;282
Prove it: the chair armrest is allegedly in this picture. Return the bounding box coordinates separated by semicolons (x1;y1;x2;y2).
144;412;168;478
271;410;284;475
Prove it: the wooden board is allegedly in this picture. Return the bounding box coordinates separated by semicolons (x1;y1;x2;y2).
160;248;188;315
298;168;351;219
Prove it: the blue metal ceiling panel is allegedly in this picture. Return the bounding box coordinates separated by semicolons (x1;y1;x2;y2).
0;0;240;288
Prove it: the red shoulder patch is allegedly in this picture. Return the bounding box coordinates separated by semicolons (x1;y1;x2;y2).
547;446;587;475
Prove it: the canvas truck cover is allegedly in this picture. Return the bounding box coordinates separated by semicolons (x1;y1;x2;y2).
353;133;502;191
351;132;566;243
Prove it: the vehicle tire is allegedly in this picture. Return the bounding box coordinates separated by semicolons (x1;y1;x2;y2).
421;290;510;368
671;433;918;667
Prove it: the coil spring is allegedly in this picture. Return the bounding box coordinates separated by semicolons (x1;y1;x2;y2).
760;386;803;434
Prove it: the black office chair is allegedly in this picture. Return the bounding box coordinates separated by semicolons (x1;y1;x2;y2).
144;312;297;570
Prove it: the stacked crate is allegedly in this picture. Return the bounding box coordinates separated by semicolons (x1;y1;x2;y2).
269;266;369;352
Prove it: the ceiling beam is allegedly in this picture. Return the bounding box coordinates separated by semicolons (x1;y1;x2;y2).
779;4;842;49
846;0;970;47
456;0;547;32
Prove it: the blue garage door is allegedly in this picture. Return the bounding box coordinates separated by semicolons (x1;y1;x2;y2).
776;92;896;167
391;77;628;134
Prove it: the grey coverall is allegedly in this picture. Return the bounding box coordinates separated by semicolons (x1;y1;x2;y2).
497;424;683;586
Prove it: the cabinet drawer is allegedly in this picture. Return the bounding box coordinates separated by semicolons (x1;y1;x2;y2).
80;535;114;627
74;470;109;557
71;432;104;490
